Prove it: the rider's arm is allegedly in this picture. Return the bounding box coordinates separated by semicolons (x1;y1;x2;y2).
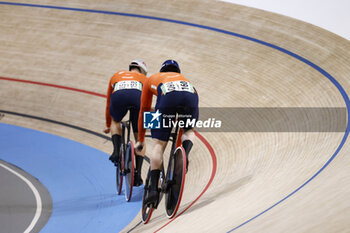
105;76;114;128
138;78;153;142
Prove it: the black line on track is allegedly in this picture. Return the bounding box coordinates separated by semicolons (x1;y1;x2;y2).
0;110;110;139
0;110;151;164
125;220;143;233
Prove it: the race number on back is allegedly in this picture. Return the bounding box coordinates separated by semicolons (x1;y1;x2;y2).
113;81;142;92
161;81;194;94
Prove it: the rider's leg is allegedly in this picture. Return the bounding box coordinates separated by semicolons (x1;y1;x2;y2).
147;139;167;204
150;139;167;189
150;139;167;170
130;102;145;186
109;90;132;163
182;129;195;171
110;119;122;163
181;90;198;167
134;132;146;168
133;132;145;186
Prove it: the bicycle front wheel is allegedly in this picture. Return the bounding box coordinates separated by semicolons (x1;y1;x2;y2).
125;141;135;202
116;145;124;195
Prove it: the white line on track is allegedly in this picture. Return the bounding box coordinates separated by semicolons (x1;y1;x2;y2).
0;162;42;233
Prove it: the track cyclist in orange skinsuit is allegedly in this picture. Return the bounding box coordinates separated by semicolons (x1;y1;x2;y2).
105;60;147;186
135;60;199;204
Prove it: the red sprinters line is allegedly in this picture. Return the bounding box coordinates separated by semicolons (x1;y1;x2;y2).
0;76;217;232
0;77;107;98
154;131;217;232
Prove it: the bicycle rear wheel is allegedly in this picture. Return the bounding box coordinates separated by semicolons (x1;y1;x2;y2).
141;169;154;224
165;147;186;218
125;141;135;202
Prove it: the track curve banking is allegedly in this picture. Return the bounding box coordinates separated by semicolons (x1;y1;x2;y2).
1;0;350;232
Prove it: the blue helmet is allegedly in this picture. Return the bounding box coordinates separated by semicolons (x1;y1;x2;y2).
160;59;181;73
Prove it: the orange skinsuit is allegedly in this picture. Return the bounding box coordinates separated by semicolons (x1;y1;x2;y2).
138;72;195;145
105;70;147;128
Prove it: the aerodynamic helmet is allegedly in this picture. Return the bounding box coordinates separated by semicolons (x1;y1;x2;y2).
160;59;181;73
129;59;148;75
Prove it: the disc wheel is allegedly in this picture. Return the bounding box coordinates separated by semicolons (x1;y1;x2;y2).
165;147;186;219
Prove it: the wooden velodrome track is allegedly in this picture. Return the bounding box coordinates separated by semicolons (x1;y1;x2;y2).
1;0;350;232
